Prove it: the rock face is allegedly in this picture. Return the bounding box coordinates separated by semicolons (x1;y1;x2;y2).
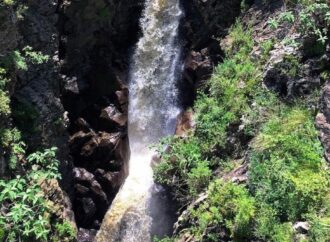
58;0;143;230
179;0;242;108
0;0;75;231
0;4;19;177
316;80;330;162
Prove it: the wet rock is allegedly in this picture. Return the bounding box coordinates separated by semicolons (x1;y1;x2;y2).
73;167;95;184
100;105;127;127
75;184;90;196
75;118;93;132
80;132;121;159
77;228;97;242
96;169;123;192
180;50;213;107
82;197;96;219
115;89;129;113
69;131;95;154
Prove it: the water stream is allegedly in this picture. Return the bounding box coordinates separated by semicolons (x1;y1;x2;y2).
96;0;183;241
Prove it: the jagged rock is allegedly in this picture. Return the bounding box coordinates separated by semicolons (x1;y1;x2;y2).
73;167;108;203
69;131;95;155
182;0;241;51
75;118;93;132
264;49;321;98
75;184;90;196
115;89;129;113
175;110;195;137
81;197;96;219
95;169;123;191
73;167;95;183
80;132;121;159
316;81;330;162
184;49;212;86
77;228;97;242
100;105;127;127
73;168;110;228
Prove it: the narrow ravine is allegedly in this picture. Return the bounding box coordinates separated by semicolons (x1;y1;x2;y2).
96;0;183;241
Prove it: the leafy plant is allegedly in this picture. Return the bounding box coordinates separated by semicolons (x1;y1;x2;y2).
188;180;255;241
0;147;73;241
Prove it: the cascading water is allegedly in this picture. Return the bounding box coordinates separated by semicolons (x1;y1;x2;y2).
96;0;183;241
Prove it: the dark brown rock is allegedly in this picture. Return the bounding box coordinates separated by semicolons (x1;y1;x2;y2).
69;131;94;155
80;132;121;159
175;110;195;137
100;106;127;127
81;197;96;219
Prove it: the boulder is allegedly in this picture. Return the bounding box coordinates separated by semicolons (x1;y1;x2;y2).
115;89;129;114
69;131;94;155
184;49;212;85
81;197;96;220
80;132;121;159
175;110;195;137
73;167;95;184
100;105;127;127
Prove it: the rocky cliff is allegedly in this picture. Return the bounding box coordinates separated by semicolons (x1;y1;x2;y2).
2;0;329;241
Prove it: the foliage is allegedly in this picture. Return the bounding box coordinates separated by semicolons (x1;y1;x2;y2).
22;46;49;65
0;147;75;241
268;0;330;45
154;136;211;201
12;100;40;136
0;43;70;241
0;0;14;6
154;8;330;242
53;221;76;242
153;237;175;242
249;106;330;240
260;38;275;62
188;180;255;241
0;90;10;116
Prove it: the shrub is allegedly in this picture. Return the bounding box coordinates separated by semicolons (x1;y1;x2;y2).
0;147;74;241
249;106;330;239
187;160;212;196
53;221;76;242
0;90;10;116
189;180;255;241
154;137;211;201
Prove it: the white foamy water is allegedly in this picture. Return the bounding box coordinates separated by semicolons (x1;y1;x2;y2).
96;0;182;241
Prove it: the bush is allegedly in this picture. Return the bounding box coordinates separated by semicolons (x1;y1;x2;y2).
154;137;211;201
188;180;255;241
0;90;10;117
249;106;330;239
0;147;74;241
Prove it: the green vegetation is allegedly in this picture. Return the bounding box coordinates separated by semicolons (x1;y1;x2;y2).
0;0;14;6
268;0;330;45
189;180;255;241
0;44;75;241
250;106;330;241
0;147;76;241
154;6;330;240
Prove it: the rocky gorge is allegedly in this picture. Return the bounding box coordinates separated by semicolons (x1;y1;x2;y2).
0;0;330;241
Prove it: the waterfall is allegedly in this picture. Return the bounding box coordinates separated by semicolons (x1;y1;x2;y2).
96;0;183;241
